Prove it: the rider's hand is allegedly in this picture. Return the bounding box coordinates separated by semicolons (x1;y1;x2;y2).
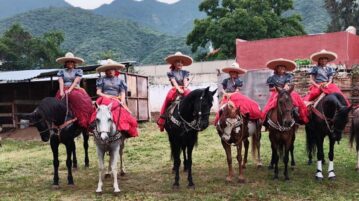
60;91;65;97
65;89;72;94
284;85;290;90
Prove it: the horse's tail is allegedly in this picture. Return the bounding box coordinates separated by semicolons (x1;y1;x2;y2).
251;120;261;161
349;116;359;151
305;124;316;155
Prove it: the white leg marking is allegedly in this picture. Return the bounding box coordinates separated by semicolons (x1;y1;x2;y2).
112;145;121;193
96;146;105;193
316;160;323;178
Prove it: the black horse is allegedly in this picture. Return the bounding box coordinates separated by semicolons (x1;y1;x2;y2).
23;97;89;187
349;107;359;171
165;87;216;189
306;93;352;180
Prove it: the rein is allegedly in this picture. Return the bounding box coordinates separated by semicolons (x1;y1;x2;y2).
218;113;244;146
268;92;295;132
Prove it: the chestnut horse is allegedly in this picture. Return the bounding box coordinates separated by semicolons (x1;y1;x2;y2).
216;101;262;183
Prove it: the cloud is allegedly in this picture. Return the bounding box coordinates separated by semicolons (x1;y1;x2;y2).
65;0;180;9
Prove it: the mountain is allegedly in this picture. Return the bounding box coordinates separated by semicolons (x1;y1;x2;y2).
0;7;191;65
0;0;70;19
95;0;329;35
94;0;205;36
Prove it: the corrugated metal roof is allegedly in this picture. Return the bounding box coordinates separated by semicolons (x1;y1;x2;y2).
0;69;60;82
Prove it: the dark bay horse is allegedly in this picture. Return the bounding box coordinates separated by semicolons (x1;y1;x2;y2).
216;101;262;183
23;97;89;187
165;87;216;189
349;107;359;171
306;93;352;180
267;86;297;180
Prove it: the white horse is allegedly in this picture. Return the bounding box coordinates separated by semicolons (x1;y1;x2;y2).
93;103;125;194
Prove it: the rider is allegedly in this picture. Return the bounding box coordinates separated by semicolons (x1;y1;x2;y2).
55;52;94;129
214;62;262;124
303;49;350;106
157;52;193;132
262;58;309;125
90;59;138;137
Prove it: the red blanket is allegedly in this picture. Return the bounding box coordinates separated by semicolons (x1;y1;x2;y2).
303;83;350;106
56;88;94;128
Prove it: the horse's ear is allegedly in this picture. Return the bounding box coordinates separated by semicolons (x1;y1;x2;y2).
211;88;218;96
205;86;210;94
20;110;38;122
275;86;283;93
108;102;113;110
287;84;295;94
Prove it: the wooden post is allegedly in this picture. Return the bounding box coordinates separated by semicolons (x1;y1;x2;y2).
12;102;17;128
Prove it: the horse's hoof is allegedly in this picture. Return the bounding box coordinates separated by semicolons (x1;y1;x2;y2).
356;167;359;172
172;184;180;190
257;163;263;168
241;165;246;169
72;167;78;172
268;165;274;170
113;189;121;194
226;176;233;182
120;172;126;177
105;173;111;179
68;184;76;188
52;185;60;189
285;177;290;181
307;160;312;165
187;184;195;189
272;176;279;180
85;164;90;168
315;176;323;181
291;162;296;167
238;178;246;183
328;176;336;181
96;190;102;195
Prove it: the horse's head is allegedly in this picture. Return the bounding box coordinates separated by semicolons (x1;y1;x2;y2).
21;109;51;142
276;85;295;127
95;103;115;141
191;87;217;131
332;105;353;141
217;101;242;142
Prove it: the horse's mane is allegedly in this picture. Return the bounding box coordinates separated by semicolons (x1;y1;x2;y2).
37;97;67;125
182;88;214;105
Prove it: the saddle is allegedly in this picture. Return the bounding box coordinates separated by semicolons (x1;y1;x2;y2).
164;96;182;120
305;93;326;108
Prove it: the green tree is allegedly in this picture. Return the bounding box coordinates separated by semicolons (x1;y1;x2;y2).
325;0;359;32
187;0;306;60
0;24;64;71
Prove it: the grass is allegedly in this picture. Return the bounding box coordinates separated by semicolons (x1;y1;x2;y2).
1;122;359;201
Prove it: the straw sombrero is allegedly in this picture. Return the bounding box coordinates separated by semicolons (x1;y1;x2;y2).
266;58;296;71
222;63;247;74
310;49;337;62
96;59;125;73
165;52;193;66
56;52;84;64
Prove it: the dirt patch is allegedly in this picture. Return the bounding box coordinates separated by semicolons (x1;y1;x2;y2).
1;127;41;141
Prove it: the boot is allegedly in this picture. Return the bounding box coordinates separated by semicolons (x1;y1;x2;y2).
156;116;166;132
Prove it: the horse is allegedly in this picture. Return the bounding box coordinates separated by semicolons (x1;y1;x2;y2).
267;86;297;180
22;97;89;187
349;107;359;171
306;93;352;180
164;87;216;189
93;103;126;194
216;101;262;183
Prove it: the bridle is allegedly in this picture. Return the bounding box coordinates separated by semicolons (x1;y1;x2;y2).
93;106;122;144
171;94;210;131
268;91;295;132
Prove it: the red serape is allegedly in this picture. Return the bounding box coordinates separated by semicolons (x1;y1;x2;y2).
90;97;138;137
214;92;262;125
56;87;94;129
262;91;309;123
303;83;350;106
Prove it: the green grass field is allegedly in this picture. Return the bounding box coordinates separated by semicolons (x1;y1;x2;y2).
1;122;359;201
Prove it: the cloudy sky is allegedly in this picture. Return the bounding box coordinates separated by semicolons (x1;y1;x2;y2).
65;0;180;9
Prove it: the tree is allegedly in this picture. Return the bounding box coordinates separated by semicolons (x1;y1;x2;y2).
186;0;306;60
0;24;64;71
325;0;359;32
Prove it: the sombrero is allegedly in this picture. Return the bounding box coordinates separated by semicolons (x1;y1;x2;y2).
222;62;247;74
310;49;337;62
165;52;193;66
56;52;84;64
96;59;125;73
266;58;296;71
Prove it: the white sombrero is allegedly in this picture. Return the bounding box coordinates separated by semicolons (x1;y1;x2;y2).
96;59;125;73
310;49;337;62
221;62;247;74
266;58;296;71
165;52;193;66
56;52;84;64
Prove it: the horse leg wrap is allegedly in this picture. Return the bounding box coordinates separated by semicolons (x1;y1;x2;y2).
328;161;335;178
316;160;323;179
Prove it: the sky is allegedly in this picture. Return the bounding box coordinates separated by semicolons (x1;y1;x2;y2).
65;0;180;9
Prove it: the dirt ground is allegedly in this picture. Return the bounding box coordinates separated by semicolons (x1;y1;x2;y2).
0;127;41;141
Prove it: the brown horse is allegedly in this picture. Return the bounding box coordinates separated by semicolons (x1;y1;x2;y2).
267;86;297;180
216;101;262;183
